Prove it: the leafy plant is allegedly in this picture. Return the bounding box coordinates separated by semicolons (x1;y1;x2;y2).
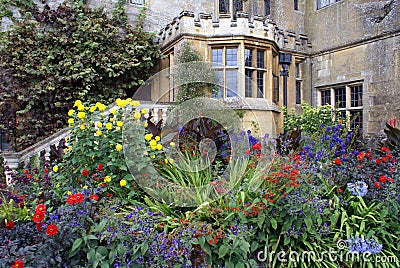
0;1;162;150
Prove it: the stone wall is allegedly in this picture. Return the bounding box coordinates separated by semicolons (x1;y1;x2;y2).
302;0;400;136
305;0;400;52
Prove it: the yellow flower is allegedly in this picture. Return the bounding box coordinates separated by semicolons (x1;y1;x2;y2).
144;133;153;141
104;176;111;183
56;183;60;188
149;140;157;147
131;100;140;106
169;158;174;164
109;118;114;122
111;108;117;115
53;165;59;172
150;155;155;159
96;130;102;136
74;100;82;107
77;104;85;111
120;179;127;187
67;191;72;195
80;124;86;130
134;112;141;119
144;122;148;127
150;145;157;150
106;123;113;130
68;109;75;116
170;142;175;147
96;102;106;111
97;122;103;128
164;159;168;164
115;144;123;151
82;185;88;189
156;144;163;150
155;136;160;141
141;108;148;114
68;118;74;124
116;121;123;127
89;106;97;113
77;112;86;119
116;98;129;108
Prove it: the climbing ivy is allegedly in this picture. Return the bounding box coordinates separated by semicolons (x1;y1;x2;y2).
0;1;162;151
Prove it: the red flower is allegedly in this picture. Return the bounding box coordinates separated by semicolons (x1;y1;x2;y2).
27;174;32;179
44;168;49;173
35;204;47;215
334;158;341;165
32;213;44;223
24;170;29;174
12;260;24;268
97;164;103;171
381;157;387;162
66;195;76;205
388;177;394;182
46;224;58;236
81;169;89;177
36;223;43;231
245;149;251;155
251;143;262;150
89;194;99;201
379;176;387;183
381;146;390;152
376;159;382;164
5;221;14;230
74;193;84;204
337;188;343;193
387;154;393;159
374;182;381;189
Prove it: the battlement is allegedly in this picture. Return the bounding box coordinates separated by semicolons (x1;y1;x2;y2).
157;11;312;53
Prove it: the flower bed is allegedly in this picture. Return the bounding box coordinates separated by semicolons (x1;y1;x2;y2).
1;99;399;268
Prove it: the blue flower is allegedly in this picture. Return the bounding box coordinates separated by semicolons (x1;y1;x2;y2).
347;181;368;197
346;236;383;254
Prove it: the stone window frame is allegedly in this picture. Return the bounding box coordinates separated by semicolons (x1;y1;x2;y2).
316;0;341;10
318;82;363;132
295;62;302;104
129;0;145;6
211;46;239;98
244;47;268;98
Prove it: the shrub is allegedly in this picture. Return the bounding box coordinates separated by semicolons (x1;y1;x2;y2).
0;1;162;150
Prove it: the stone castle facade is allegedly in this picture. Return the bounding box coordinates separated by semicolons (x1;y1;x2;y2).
3;0;399;137
104;0;399;137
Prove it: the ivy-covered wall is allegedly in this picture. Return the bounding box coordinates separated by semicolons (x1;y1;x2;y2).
0;0;162;151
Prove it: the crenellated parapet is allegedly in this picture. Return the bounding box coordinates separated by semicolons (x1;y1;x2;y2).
157;11;312;53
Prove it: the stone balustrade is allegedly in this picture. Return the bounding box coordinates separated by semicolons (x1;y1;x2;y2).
1;102;170;186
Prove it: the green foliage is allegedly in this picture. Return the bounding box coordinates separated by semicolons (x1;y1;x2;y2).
174;42;217;104
0;194;30;222
284;102;340;135
0;1;162;151
57;99;143;204
0;0;34;21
